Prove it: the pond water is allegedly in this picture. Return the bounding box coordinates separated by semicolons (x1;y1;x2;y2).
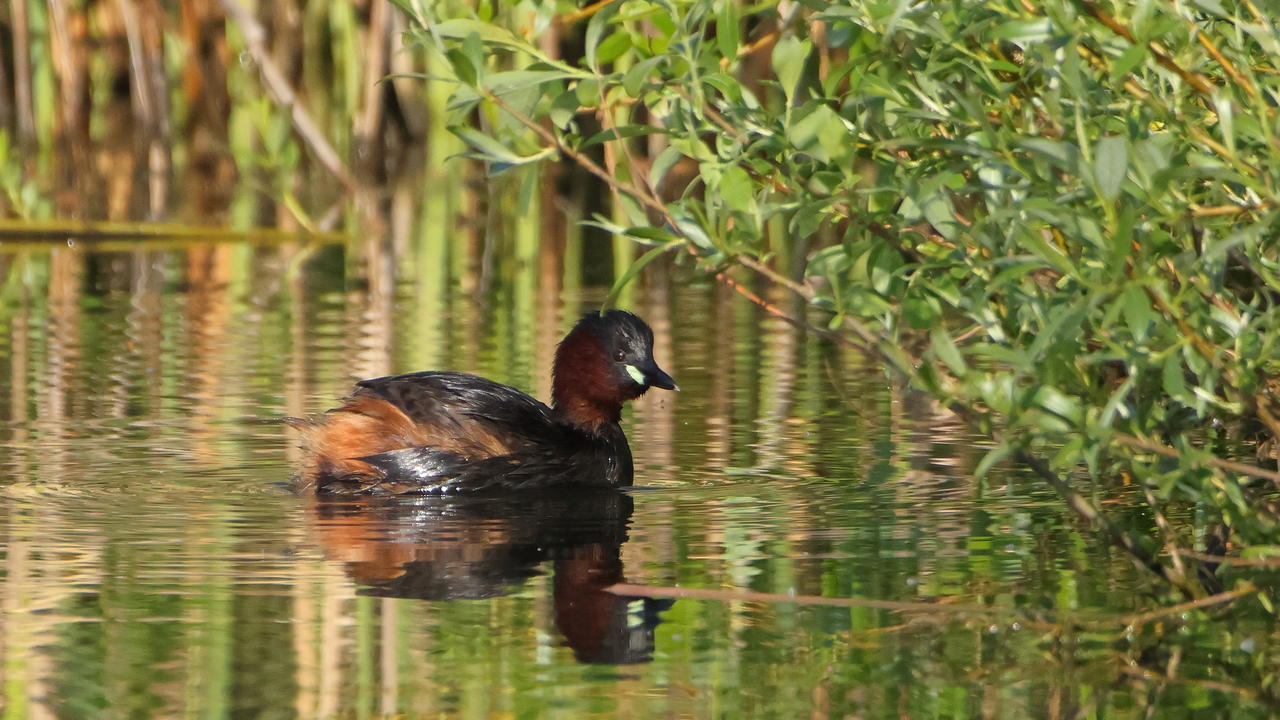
1;230;1276;718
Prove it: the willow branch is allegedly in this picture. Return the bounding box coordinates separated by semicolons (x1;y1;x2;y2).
1195;29;1258;99
1122;584;1256;627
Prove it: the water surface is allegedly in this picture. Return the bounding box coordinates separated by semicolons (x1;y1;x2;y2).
0;235;1275;719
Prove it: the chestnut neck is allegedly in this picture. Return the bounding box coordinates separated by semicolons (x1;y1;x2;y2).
551;327;636;432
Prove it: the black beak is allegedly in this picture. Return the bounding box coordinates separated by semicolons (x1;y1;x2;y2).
642;359;679;391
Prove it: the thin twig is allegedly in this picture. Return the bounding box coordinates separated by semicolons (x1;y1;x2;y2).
1254;402;1280;455
557;0;619;26
737;30;779;59
1115;433;1280;487
1195;29;1258;98
1190;127;1261;177
1123;584;1256;627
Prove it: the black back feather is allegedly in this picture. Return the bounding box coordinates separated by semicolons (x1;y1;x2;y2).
315;371;634;494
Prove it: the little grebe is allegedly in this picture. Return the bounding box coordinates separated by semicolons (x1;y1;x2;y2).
291;310;676;494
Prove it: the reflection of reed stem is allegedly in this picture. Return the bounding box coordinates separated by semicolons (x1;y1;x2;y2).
9;263;30;460
380;598;398;716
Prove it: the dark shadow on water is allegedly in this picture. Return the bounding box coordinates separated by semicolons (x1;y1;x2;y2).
308;489;673;665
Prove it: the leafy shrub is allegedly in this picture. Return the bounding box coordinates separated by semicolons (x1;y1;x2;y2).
398;0;1280;594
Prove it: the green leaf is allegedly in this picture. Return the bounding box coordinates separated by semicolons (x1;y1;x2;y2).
973;442;1012;478
483;70;579;95
1242;545;1280;559
867;243;900;296
584;1;620;69
624;226;679;243
1111;43;1148;79
719;165;756;215
920;186;959;240
1214;94;1235;155
462;32;485;82
772;36;812;106
1094;135;1128;200
450;126;555;167
717;0;740;62
623;56;665;97
575;77;600;105
649;145;685;191
596;32;633;65
670;212;715;251
991;18;1054;42
1034;386;1082;425
1052;435;1085;469
930;326;967;377
445;48;477;86
1120;284;1154;342
1162;353;1189;403
1019;138;1079;171
434;18;518;45
904;294;940;330
549;90;580;129
787;104;849;163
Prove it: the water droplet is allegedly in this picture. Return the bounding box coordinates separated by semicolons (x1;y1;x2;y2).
66;238;75;247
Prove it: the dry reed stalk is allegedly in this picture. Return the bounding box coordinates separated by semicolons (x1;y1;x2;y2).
12;0;35;143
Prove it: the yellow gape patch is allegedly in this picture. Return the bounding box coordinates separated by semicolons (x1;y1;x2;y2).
625;365;647;385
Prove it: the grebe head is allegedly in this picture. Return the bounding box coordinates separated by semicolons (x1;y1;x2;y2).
552;310;677;429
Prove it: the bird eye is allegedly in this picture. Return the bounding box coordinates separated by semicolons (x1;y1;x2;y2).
614;350;625;362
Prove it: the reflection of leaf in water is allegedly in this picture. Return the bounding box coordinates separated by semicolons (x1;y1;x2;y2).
721;504;766;587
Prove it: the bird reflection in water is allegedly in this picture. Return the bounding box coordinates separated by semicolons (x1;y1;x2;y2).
307;489;673;664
